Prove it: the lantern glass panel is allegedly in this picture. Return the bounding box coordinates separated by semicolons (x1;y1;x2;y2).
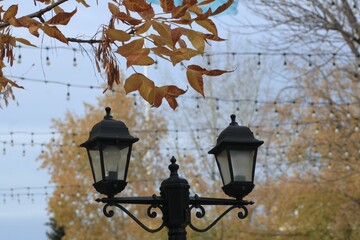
103;145;129;181
230;150;254;182
216;150;231;185
89;150;102;182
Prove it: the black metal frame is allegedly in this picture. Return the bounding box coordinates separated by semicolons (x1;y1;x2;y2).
95;157;254;240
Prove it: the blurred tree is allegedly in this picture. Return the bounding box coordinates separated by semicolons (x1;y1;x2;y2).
39;84;170;240
46;217;65;240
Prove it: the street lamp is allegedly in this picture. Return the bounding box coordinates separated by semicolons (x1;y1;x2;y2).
209;114;264;199
81;107;263;240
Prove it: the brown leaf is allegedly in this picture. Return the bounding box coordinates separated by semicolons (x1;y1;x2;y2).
171;28;184;47
195;19;218;35
212;0;234;15
123;0;152;12
160;0;175;13
171;4;188;18
3;5;18;21
204;34;226;41
185;29;205;52
106;28;131;42
186;65;204;96
124;73;155;103
40;25;68;44
15;38;37;47
126;54;154;68
116;38;144;57
170;48;201;65
76;0;90;8
135;21;152;34
45;8;77;25
152;21;173;47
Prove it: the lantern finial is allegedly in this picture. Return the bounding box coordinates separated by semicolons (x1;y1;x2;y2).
105;107;113;120
230;114;238;126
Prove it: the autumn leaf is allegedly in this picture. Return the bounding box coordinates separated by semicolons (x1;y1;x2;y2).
204;34;226;42
195;19;218;36
126;53;154;68
45;8;77;25
171;5;188;18
124;73;155;103
116;38;144;57
150;85;186;109
3;5;18;21
212;0;234;15
160;0;175;13
106;28;131;42
40;25;68;44
0;76;23;89
170;48;201;65
76;0;90;8
185;29;205;52
152;21;173;48
15;38;37;47
186;65;204;96
134;21;152;34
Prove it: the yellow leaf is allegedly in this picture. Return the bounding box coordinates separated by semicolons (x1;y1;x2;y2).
152;21;173;47
170;48;201;66
106;28;131;42
40;25;68;44
126;54;154;68
3;5;18;21
186;65;204;97
15;38;37;47
195;19;218;35
135;21;152;34
124;73;155;103
45;8;77;25
185;29;205;52
116;38;144;57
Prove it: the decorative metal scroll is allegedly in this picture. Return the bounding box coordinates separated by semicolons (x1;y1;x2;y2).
189;204;248;233
103;202;165;233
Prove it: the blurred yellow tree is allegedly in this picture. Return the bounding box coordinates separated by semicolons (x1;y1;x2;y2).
39;86;172;240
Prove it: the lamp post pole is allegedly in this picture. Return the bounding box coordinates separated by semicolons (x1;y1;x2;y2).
81;107;263;240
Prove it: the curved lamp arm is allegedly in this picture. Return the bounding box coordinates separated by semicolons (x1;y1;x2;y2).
188;194;253;232
97;195;165;233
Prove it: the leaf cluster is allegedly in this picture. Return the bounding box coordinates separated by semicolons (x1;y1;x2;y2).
0;0;235;109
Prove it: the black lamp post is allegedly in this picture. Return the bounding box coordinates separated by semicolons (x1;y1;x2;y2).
81;108;263;240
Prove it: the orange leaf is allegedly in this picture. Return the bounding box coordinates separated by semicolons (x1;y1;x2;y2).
203;69;234;76
126;54;154;68
45;8;77;25
212;0;234;15
152;21;173;47
123;0;152;12
106;28;131;42
160;0;175;13
171;4;188;18
135;21;152;34
171;28;184;47
3;5;18;21
116;38;144;57
195;19;218;35
198;0;215;6
185;29;205;52
170;48;201;66
186;66;204;96
15;38;36;47
124;73;155;103
40;25;68;44
204;34;226;41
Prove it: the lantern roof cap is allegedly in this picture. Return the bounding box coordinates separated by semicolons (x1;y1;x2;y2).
208;114;263;154
80;107;139;147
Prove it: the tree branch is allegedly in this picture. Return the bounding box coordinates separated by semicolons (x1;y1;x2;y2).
0;0;69;29
67;38;102;44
